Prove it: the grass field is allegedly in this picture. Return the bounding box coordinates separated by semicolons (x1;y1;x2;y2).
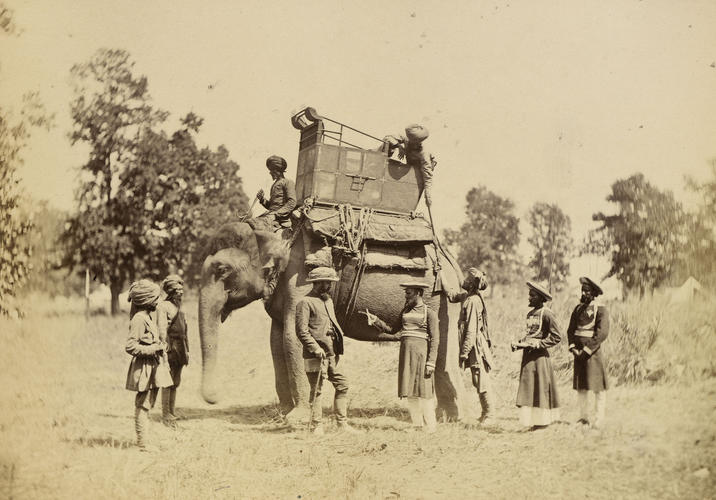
1;292;715;499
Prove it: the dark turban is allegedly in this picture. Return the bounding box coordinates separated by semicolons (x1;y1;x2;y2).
127;279;161;308
162;274;184;296
266;155;287;172
462;267;488;292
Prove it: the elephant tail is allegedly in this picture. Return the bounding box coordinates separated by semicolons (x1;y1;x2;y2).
431;245;464;298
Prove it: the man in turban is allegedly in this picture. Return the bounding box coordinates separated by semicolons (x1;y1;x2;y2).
125;279;172;450
567;276;610;428
255;155;297;231
156;274;189;427
248;155;298;300
458;268;495;424
383;124;437;207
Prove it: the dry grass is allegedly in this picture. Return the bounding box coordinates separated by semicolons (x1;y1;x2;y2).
1;293;715;499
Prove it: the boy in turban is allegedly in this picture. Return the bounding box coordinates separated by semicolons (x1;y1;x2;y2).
125;279;172;450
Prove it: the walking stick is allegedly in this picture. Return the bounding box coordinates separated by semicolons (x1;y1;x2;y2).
239;195;260;222
307;355;327;433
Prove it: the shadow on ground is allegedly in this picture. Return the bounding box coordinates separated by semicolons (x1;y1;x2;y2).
175;403;284;425
72;435;135;449
348;406;407;420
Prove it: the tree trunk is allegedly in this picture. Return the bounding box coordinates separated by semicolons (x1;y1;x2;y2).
110;280;122;315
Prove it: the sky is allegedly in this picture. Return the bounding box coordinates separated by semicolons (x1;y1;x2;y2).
2;0;716;279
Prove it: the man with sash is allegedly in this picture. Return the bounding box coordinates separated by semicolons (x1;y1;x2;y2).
567;276;610;428
511;281;562;429
295;267;360;435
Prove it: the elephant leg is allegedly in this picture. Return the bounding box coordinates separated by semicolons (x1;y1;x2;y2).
434;296;467;422
282;324;310;415
270;319;294;413
281;246;311;425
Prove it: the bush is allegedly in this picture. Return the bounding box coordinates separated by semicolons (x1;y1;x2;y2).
605;293;716;384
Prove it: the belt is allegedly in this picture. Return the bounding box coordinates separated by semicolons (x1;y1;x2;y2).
398;330;428;340
575;329;594;338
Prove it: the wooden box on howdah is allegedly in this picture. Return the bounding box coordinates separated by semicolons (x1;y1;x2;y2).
291;107;424;214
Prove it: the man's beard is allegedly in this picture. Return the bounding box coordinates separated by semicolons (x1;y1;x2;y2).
320;292;331;301
405;297;418;309
580;294;592;304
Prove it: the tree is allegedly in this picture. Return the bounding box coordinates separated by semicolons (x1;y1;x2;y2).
589;173;686;296
680;160;716;286
0;6;55;316
62;53;251;314
0;93;53;316
526;202;573;290
20;200;80;297
444;185;522;287
116;113;249;285
0;103;53;302
63;48;169;314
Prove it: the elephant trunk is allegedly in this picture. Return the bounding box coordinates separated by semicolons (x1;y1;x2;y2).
198;276;225;405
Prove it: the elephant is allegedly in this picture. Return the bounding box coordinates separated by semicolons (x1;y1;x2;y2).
198;215;468;423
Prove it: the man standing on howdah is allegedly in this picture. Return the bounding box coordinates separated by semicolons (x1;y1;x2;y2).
458;268;495;424
567;276;610;428
295;267;360;435
156;274;189;427
512;281;562;430
383;124;437;207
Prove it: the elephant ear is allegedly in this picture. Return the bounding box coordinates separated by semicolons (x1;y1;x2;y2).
206;250;254;289
252;228;291;270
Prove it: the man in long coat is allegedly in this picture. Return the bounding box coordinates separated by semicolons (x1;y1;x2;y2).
512;281;562;429
458;268;495;424
567;276;610;428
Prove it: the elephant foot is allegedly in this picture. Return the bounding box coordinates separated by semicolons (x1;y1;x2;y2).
436;404;461;423
278;401;294;416
284;405;311;427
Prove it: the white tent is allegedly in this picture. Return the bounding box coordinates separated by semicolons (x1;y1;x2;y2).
667;276;704;304
88;284;130;312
